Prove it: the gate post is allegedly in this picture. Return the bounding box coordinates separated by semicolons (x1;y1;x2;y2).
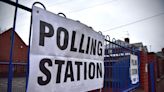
7;0;18;92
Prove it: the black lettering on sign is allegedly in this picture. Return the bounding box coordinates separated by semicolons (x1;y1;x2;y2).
89;62;95;79
70;31;77;52
79;34;85;53
38;58;52;85
64;61;74;82
57;27;69;50
90;39;97;55
97;41;103;56
85;37;90;54
97;63;102;78
75;62;83;81
39;21;54;46
55;60;65;83
84;62;87;80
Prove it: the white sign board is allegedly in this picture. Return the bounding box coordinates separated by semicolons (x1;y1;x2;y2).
129;54;139;84
27;6;104;92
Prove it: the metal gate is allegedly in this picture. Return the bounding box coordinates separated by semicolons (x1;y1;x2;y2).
0;0;45;92
149;62;155;92
103;37;140;92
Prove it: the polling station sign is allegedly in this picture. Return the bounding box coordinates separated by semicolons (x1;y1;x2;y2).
129;54;139;84
27;6;104;92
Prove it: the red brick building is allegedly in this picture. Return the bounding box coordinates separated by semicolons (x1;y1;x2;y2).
0;28;28;77
132;42;164;92
132;43;156;92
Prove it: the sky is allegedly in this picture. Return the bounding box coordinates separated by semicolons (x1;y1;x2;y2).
0;0;164;52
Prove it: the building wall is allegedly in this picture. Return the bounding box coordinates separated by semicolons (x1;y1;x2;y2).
139;52;160;92
0;29;28;62
0;28;28;77
139;51;149;92
157;58;164;78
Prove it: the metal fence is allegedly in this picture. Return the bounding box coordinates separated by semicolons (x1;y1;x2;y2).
102;37;140;92
0;0;140;92
0;0;35;92
149;62;155;92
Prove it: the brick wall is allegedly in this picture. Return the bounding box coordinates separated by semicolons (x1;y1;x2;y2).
0;28;28;77
139;51;149;92
0;28;28;62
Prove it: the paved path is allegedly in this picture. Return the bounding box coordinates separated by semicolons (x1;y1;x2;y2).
1;77;164;92
0;77;26;92
134;79;164;92
156;79;164;92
